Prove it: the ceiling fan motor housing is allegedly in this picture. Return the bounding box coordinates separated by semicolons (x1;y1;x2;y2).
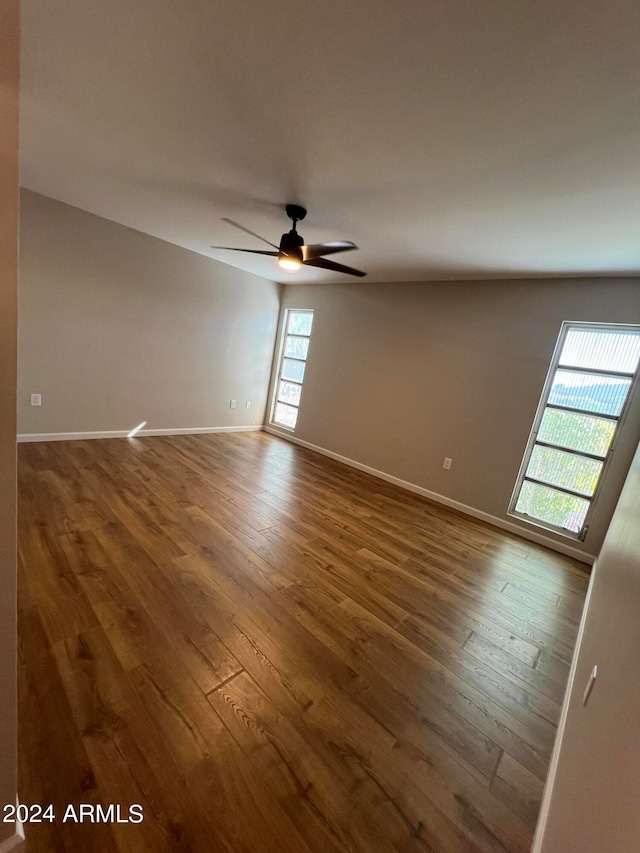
279;229;304;262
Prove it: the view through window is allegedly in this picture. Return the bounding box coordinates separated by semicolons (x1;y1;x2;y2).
510;323;640;539
271;309;313;430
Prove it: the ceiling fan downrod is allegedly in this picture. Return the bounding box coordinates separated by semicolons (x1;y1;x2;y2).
285;203;307;231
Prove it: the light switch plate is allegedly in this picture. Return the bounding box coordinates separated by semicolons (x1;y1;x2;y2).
31;393;42;407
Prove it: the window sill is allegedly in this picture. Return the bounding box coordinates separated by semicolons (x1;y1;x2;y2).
507;509;585;542
269;421;296;434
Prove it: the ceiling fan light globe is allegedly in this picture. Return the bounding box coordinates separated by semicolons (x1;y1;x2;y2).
278;257;302;271
277;241;303;271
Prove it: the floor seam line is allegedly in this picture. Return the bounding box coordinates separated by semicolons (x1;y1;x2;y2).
205;667;245;696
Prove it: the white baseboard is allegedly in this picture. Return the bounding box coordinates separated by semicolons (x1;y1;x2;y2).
0;796;25;852
264;426;595;565
531;563;597;851
17;425;262;443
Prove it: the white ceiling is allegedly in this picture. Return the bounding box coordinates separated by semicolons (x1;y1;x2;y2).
19;0;640;284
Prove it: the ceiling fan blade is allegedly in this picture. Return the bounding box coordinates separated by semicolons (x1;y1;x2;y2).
304;257;367;277
302;241;358;261
221;217;280;250
210;246;278;256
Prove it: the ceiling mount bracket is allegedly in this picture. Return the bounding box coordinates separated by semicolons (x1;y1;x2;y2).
285;203;307;224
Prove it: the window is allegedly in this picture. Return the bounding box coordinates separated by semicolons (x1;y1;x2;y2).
509;322;640;540
271;309;313;431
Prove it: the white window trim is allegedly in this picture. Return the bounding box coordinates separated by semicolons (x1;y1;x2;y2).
508;321;640;541
270;308;314;432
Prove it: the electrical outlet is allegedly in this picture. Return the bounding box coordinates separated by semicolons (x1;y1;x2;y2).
245;401;251;409
230;399;237;409
443;457;452;470
31;393;42;407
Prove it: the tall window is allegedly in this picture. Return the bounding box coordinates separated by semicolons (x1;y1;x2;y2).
510;322;640;540
271;309;313;431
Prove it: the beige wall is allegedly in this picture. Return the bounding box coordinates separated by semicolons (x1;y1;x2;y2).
533;437;640;851
18;190;280;436
274;279;640;556
0;0;19;845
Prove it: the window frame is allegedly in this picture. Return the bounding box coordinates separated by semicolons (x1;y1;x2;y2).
508;320;640;541
270;308;314;432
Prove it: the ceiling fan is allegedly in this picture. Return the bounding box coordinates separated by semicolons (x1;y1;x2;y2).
210;204;366;277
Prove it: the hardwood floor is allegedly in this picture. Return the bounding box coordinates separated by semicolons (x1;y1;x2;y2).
17;432;590;852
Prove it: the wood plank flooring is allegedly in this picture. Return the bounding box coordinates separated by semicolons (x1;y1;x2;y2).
17;432;590;852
